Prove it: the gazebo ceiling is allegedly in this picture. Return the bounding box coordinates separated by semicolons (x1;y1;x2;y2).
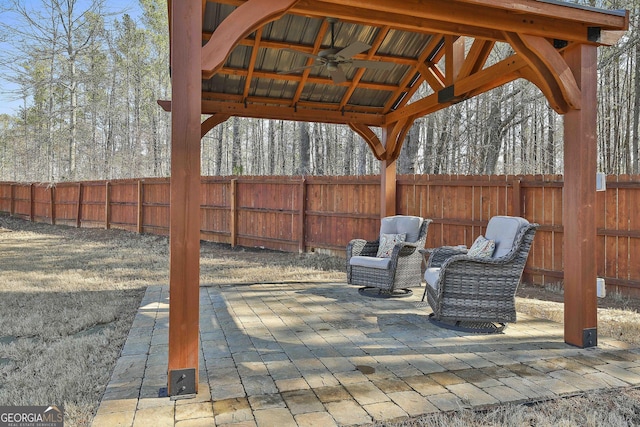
163;0;628;128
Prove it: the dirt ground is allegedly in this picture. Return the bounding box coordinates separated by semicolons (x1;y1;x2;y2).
2;213;639;314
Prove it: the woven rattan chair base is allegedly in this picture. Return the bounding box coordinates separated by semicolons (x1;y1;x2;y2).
428;313;506;334
358;286;413;298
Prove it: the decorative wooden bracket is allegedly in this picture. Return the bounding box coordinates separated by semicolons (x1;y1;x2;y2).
505;32;581;114
348;123;386;160
384;118;414;162
201;114;230;138
201;0;300;79
349;118;415;163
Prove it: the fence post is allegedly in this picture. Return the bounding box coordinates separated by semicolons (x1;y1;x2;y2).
50;185;56;225
298;177;306;253
512;178;522;217
10;184;15;216
76;183;83;228
30;183;35;222
105;181;111;230
137;180;144;234
230;178;237;247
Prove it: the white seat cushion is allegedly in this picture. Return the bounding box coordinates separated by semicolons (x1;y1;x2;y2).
424;267;440;290
349;255;391;270
380;215;423;243
484;216;529;258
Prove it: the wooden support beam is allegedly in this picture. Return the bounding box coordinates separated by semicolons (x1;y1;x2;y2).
168;0;202;397
160;99;385;127
296;0;628;46
444;35;465;86
387;54;526;123
380;158;397;218
562;44;598;348
458;39;495;79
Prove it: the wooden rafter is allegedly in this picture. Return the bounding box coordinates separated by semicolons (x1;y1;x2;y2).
242;28;263;100
338;25;391;110
383;37;446;113
291;19;330;107
457;39;495;79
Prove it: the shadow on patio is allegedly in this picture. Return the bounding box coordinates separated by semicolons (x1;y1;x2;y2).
92;281;640;426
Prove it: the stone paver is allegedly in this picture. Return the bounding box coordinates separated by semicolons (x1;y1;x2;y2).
281;389;324;414
294;411;338;427
91;410;135;427
388;390;439;416
92;283;640;426
324;400;372;425
132;406;174;427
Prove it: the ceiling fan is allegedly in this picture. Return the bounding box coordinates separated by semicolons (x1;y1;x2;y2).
278;18;395;84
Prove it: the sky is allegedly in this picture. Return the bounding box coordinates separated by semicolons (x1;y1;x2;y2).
0;0;143;117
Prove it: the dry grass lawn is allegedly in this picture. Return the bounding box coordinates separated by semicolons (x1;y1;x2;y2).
2;214;640;427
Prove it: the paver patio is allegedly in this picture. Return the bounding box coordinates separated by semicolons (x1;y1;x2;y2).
92;281;640;426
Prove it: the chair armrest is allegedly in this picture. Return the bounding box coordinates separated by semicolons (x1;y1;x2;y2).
426;246;468;268
391;242;419;258
440;253;511;270
347;238;379;258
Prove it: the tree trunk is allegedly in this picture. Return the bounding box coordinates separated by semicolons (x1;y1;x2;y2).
232;117;242;175
398;124;419;174
299;121;310;175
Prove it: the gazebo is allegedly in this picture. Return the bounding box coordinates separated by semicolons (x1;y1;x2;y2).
162;0;628;396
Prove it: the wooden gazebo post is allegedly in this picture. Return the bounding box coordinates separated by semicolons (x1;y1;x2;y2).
167;0;202;397
563;44;599;348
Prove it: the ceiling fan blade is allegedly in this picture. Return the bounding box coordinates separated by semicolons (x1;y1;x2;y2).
351;60;396;71
278;63;320;75
336;41;371;60
281;48;323;61
328;66;347;84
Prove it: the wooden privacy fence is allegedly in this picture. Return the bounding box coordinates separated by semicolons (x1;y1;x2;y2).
1;175;639;296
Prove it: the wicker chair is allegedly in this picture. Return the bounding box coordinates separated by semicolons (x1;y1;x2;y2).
422;216;538;332
347;216;431;297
